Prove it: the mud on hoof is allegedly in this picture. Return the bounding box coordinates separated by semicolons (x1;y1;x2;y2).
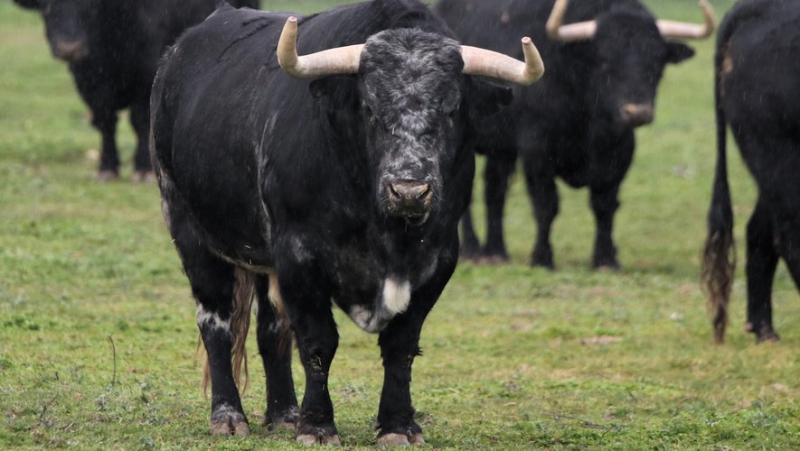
377;432;426;446
296;424;340;446
209;407;250;436
265;407;300;431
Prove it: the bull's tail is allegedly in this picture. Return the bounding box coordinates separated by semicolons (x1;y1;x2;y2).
701;41;736;344
202;268;256;395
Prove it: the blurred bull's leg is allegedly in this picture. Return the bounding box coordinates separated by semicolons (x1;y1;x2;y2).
482;152;516;263
129;99;153;181
745;199;780;343
523;153;558;269
91;106;120;180
459;206;481;261
589;183;621;269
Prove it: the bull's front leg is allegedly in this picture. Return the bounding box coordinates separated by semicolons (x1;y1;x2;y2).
376;245;457;446
275;235;340;446
589;183;621;269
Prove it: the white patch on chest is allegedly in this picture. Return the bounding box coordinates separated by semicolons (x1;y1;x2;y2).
343;278;412;333
382;278;411;315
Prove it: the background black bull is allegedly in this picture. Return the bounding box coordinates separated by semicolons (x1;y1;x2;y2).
436;0;714;268
150;0;540;445
703;0;800;344
13;0;260;181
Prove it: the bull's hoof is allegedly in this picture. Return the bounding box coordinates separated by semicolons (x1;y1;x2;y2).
593;255;620;271
755;331;781;344
593;261;621;271
530;252;555;270
209;408;250;436
296;433;341;446
459;248;482;263
265;407;300;431
132;170;155;183
95;170;120;182
377;432;426;446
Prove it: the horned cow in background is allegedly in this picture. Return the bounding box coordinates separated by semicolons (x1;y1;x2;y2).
12;0;260;180
436;0;715;268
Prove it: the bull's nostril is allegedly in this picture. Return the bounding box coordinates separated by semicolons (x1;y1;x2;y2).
388;183;401;201
417;184;432;199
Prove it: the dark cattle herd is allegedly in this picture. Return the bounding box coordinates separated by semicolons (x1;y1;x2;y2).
7;0;800;445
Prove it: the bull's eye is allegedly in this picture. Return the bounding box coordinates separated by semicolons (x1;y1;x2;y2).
448;106;459;119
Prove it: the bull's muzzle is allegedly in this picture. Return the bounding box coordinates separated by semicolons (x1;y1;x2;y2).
386;180;433;222
53;40;87;62
620;103;654;128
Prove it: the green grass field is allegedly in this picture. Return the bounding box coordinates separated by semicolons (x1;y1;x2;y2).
1;0;798;448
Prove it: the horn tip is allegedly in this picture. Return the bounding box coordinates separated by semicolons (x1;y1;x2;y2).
521;37;532;45
288;16;298;23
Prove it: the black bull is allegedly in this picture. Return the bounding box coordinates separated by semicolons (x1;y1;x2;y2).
150;0;542;445
13;0;260;180
703;0;800;344
436;0;715;268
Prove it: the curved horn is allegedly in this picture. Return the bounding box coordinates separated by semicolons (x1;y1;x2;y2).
277;16;364;79
546;0;597;42
462;37;544;86
657;0;716;40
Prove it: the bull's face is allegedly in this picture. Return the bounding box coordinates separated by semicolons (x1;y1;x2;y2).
591;12;694;129
13;0;99;63
358;31;465;226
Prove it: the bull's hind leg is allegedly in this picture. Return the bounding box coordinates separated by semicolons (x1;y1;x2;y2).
523;165;559;269
481;153;516;264
129;98;154;182
169;213;250;435
745;200;780;343
255;274;299;429
275;235;340;445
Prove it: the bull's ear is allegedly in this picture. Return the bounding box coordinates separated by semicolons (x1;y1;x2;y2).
666;42;695;65
13;0;43;10
470;80;513;117
308;77;357;104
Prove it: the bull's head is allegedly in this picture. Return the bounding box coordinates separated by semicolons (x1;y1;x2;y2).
277;17;543;226
13;0;98;63
546;0;715;128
